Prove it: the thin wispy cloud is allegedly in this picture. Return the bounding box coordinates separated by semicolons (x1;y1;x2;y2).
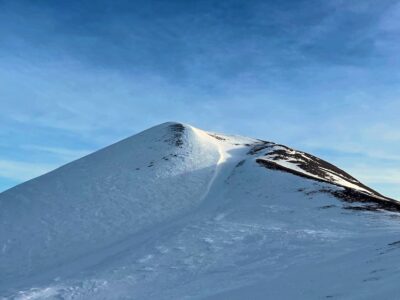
0;160;57;182
22;145;92;161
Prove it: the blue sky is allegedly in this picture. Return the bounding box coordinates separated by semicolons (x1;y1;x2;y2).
0;0;399;199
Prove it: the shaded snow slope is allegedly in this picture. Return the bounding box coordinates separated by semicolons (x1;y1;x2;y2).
0;123;221;286
1;122;399;299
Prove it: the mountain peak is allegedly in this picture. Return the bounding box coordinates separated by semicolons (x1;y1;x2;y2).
1;123;398;299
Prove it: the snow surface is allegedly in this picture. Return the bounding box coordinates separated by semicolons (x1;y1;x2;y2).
1;122;400;299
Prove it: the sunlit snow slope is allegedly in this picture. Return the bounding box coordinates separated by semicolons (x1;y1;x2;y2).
1;122;400;300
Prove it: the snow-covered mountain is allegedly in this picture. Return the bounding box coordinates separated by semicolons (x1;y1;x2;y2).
1;122;399;299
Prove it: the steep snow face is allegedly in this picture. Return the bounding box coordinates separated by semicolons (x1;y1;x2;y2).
0;122;399;299
0;123;224;285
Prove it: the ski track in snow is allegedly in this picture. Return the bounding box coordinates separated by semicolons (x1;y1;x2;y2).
190;126;227;202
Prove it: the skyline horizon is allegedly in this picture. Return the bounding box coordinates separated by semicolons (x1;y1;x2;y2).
1;120;399;200
1;0;399;199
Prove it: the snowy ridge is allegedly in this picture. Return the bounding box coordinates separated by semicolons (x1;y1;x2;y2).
251;141;388;199
1;122;399;299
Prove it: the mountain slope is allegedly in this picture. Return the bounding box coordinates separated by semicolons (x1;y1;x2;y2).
1;122;399;299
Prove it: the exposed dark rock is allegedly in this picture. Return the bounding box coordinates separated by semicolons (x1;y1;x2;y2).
208;133;226;141
257;158;400;212
164;123;185;147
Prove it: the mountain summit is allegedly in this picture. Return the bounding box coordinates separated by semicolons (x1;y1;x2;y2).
1;122;399;299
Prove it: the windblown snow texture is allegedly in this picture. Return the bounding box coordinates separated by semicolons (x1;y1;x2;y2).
1;122;399;300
